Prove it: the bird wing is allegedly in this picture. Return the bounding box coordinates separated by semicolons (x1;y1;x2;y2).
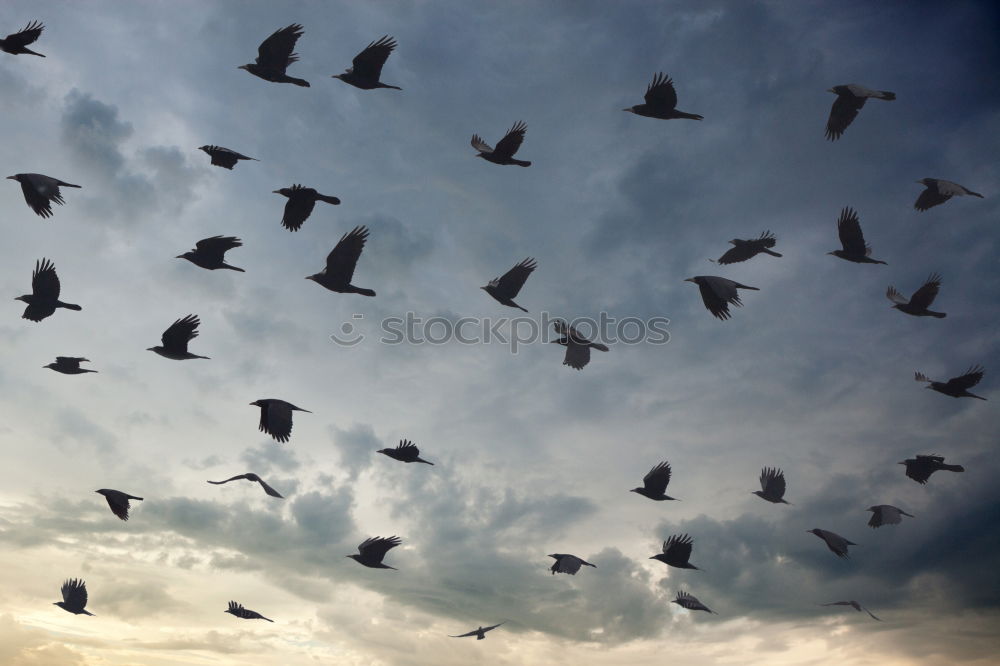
493;121;527;160
104;492;131;520
825;93;865;140
280;187;316;231
755;230;777;248
561;556;584;574
62;578;88;609
208;474;251;485
644;72;677;109
643;462;671;494
663;534;693;561
324;226;370;284
449;629;480;638
696;278;738;320
470;134;494;154
867;507;884;528
351;35;396;80
945;365;984;391
5;21;44;49
493;258;537;299
864;607;881;621
761;467;785;498
836;207;868;255
55;356;84;367
562;341;591;370
907;273;941;310
256;24;303;71
262;401;294;443
886;286;908;305
161;315;200;352
256;477;284;498
914;187;948;211
716;244;756;265
195;235;241;263
482;622;505;632
31;259;61;299
359;535;401;560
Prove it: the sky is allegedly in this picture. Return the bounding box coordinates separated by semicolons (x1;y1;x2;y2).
0;1;998;664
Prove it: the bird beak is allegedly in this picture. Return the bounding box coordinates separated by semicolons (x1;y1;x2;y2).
272;190;281;194
5;176;16;180
175;255;184;259
622;108;633;113
915;180;924;184
684;278;695;283
826;88;836;93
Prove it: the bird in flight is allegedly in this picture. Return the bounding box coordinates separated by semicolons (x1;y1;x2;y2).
887;274;945;318
225;600;274;622
471;121;532;167
672;591;716;614
177;236;245;272
0;20;45;57
7;173;81;218
914;365;986;400
824;84;895;141
623;72;702;120
630;461;677;501
208;473;283;498
899;454;964;484
866;505;913;528
551;320;609;370
449;622;505;640
307;226;376;297
239;24;309;87
713;231;782;265
45;357;96;375
482;258;537;312
332;35;401;90
828;207;886;264
651;534;700;570
95;489;143;521
16;259;81;322
348;536;401;570
549;553;596;575
250;399;311;444
752;467;790;504
914;178;983;211
198;145;258;170
807;528;855;558
273;184;341;231
147;315;209;360
377;440;434;465
684;276;759;321
54;579;94;616
821;600;880;621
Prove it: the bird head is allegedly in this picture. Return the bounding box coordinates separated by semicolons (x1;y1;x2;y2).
806;529;819;535
145;346;158;353
331;73;345;82
826;251;836;256
249;400;262;407
176;251;193;261
237;65;250;72
272;188;291;197
916;178;930;185
305;274;320;283
866;507;876;512
6;175;21;182
198;145;210;153
376;448;392;457
683;277;697;284
729;239;738;245
14;295;27;303
43;363;56;370
751;490;763;497
95;489;108;497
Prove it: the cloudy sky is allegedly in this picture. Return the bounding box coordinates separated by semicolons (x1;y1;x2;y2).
0;1;997;664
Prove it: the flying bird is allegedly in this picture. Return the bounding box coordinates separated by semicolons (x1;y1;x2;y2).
177;235;245;272
44;357;96;375
54;579;94;616
827;207;886;264
684;276;759;320
623;72;703;120
752;467;790;504
249;399;311;444
549;553;596;575
630;461;677;501
239;24;309;87
7;173;80;218
866;505;913;528
824;84;895;141
95;489;143;521
551;319;609;370
0;20;45;57
821;600;880;621
449;622;505;640
914;178;983;211
306;226;375;296
16;259;81;322
198;145;258;170
332;35;401;90
713;231;782;265
273;184;341;231
672;591;716;614
807;528;855;558
225;600;274;622
471;121;532;167
899;454;964;484
208;473;283;498
887;274;945;318
482;258;537;312
377;440;434;465
914;365;987;400
147;315;209;360
348;536;401;570
651;534;700;570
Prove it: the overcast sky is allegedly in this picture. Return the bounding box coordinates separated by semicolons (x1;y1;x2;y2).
0;1;998;665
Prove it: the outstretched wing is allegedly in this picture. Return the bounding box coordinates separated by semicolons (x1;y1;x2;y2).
256;477;284;498
61;578;88;609
825;93;865;140
323;226;369;285
836;207;868;255
482;621;505;632
261;402;294;443
32;258;61;300
208;474;251;485
886;286;908;305
471;134;494;154
914;186;948;211
644;72;677;109
195;235;242;263
663;534;693;562
945;365;984;391
562;342;591;370
493;121;527;159
352;35;396;80
761;467;785;497
449;629;479;638
103;492;132;521
162;314;200;351
696;280;736;320
5;21;44;49
908;273;941;310
643;461;671;494
493;258;537;299
358;535;401;561
256;24;304;72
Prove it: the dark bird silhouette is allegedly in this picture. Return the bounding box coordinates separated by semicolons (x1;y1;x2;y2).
332;35;400;90
899;454;964;484
482;258;536;312
827;207;886;264
549;553;596;575
824;84;895;141
887;274;945;318
867;505;913;528
198;145;258;170
306;226;375;296
672;591;716;614
449;622;505;640
239;24;309;87
551;320;609;370
273;184;341;231
16;259;81;322
630;461;677;501
807;528;855;558
147;315;209;360
250;399;311;444
225;600;273;622
44;357;96;375
377;439;433;465
471;121;531;166
208;473;283;498
821;600;880;621
348;536;401;569
54;579;94;616
713;231;782;265
752;467;790;504
914;178;983;211
650;534;700;570
915;365;986;400
177;236;245;272
95;489;143;521
623;72;702;120
684;276;758;321
1;21;45;57
7;173;80;218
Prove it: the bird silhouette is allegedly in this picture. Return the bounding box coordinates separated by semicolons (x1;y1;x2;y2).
177;236;245;272
887;274;945;318
914;178;983;211
95;489;143;521
348;536;401;569
914;365;986;400
631;461;677;501
685;276;758;320
472;121;531;166
713;231;782;265
866;505;913;528
752;467;790;504
306;226;375;297
239;24;309;87
377;440;433;465
147;315;209;360
225;600;274;622
482;258;536;312
449;622;505;640
651;534;700;570
549;553;596;575
273;184;341;231
332;35;401;90
551;320;609;370
16;259;81;322
623;72;702;120
899;454;964;484
828;207;886;264
54;578;94;616
208;473;283;498
672;591;716;614
1;21;45;57
198;145;258;170
807;528;855;558
250;399;311;444
824;84;895;141
7;173;80;218
44;357;96;375
821;600;880;621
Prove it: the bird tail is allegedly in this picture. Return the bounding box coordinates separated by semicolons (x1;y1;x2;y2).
676;111;704;120
378;83;403;91
128;495;144;501
58;181;82;188
511;159;531;167
876;91;896;101
24;48;45;57
349;286;376;297
928;311;946;318
290;78;310;87
222;264;246;272
417;458;435;465
735;283;759;291
966;189;984;198
318;194;341;205
762;249;783;257
591;343;610;352
58;302;82;311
